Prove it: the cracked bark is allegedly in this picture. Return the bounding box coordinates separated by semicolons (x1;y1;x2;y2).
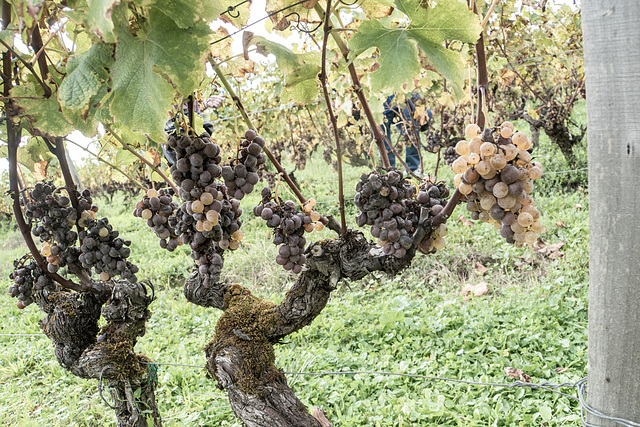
185;230;428;426
38;281;162;426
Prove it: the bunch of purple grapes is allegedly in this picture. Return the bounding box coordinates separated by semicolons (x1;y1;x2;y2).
355;170;450;257
133;188;181;251
253;188;322;274
8;255;58;309
221;129;267;200
77;217;138;282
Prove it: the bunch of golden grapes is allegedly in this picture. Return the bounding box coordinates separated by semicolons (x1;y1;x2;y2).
451;122;545;247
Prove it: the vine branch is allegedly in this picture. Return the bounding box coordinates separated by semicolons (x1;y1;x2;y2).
314;2;391;169
64;138;146;190
319;0;347;234
30;24;53;98
0;38;51;98
209;57;308;205
105;124;179;194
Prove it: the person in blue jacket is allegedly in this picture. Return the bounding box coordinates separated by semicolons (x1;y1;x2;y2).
382;94;432;174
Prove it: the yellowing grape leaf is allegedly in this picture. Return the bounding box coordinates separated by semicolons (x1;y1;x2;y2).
245;34;301;73
438;92;455;108
0;29;14;52
266;0;320;31
283;63;320;104
360;0;394;19
0;138;55;173
210;28;233;60
109;9;211;140
85;0;121;43
218;0;252;28
349;0;481;96
11;83;74;138
59;43;114;113
527;106;540;120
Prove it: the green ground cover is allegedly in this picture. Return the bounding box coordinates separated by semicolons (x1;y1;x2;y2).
0;124;589;426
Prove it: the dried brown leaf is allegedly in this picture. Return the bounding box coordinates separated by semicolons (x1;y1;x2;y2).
505;367;532;383
461;282;490;300
556;221;567;228
556;367;569;374
461;283;474;297
534;239;565;258
473;282;489;296
474;262;489;276
458;215;474;227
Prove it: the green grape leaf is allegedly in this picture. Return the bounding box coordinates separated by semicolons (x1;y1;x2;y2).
25;137;55;164
109;9;212;140
283;78;318;105
135;0;214;29
85;0;120;43
350;0;481;96
115;147;139;167
59;42;114;113
349;19;420;93
0;29;14;53
0;145;35;172
11;83;74;138
0;136;55;173
62;85;109;137
246;35;301;74
394;0;481;43
284;63;320;105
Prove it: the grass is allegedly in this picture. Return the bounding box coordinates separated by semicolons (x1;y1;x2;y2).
0;128;589;426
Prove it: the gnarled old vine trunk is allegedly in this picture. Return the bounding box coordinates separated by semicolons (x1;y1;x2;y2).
37;281;161;427
184;228;430;426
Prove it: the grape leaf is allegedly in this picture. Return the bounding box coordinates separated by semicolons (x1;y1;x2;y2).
62;85;109;137
284;78;318;105
0;29;14;52
246;35;301;73
349;20;420;93
217;0;252;28
59;42;114;113
109;9;212;140
360;0;394;19
134;0;221;29
349;0;481;96
210;28;233;60
115;147;139;167
283;63;320;105
266;0;320;31
85;0;120;43
11;83;74;138
0;138;53;173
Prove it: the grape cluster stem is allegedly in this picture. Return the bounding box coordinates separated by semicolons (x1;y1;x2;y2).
210;58;309;207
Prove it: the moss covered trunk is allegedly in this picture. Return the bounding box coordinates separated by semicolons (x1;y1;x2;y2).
38;281;161;427
185;231;424;426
